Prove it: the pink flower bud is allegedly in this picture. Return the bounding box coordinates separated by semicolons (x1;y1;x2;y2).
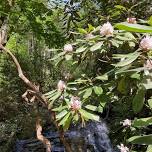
64;44;73;52
69;96;81;111
117;144;129;152
100;22;114;36
144;59;152;70
127;17;137;24
140;36;152;51
57;80;66;92
122;119;131;127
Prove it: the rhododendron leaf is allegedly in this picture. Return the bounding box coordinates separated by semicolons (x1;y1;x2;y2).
45;90;56;97
94;86;103;95
114;52;140;67
97;106;103;113
128;135;152;145
83;88;92;99
49;92;61;101
58;113;71;126
90;42;103;52
51;52;65;60
78;28;87;34
142;74;152;90
79;109;99;121
63;116;72;130
76;46;87;53
73;113;79;121
148;16;152;26
96;74;108;81
132;86;145;113
110;39;119;47
115;22;152;33
133;117;152;127
114;5;127;11
146;145;152;152
56;110;68;120
85;105;98;111
52;106;67;112
88;24;95;32
117;77;128;94
65;54;72;60
130;73;140;80
148;99;152;109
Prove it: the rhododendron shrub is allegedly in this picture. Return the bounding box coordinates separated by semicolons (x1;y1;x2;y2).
46;17;152;151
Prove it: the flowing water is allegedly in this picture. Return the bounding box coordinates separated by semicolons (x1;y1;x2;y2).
15;121;117;152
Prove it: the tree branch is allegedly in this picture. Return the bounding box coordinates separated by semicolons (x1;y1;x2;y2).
36;118;51;152
0;44;72;152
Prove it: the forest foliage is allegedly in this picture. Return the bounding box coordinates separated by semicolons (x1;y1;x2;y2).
0;0;152;152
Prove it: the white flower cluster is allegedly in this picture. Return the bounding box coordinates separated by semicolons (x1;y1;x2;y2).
100;22;114;36
117;144;129;152
127;17;136;24
57;80;66;92
122;119;131;127
140;36;152;51
64;44;73;52
69;96;81;111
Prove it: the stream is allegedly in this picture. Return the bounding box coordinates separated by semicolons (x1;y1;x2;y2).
15;121;118;152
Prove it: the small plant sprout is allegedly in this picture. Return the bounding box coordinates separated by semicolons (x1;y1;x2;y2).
64;44;73;52
117;144;129;152
57;80;66;92
140;36;152;51
100;22;114;36
69;96;81;111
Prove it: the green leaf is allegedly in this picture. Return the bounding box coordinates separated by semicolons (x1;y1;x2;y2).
146;145;152;152
132;86;145;113
76;46;87;53
56;110;68;120
83;88;92;99
90;42;103;52
128;135;152;145
52;105;67;112
130;73;140;80
96;74;108;81
115;22;152;33
110;40;119;48
148;16;152;26
78;28;87;34
88;24;95;32
142;74;152;90
133;117;152;127
63;116;72;130
58;113;71;126
51;52;65;60
65;54;72;60
85;105;98;111
97;106;103;113
117;77;128;94
94;86;103;95
79;109;99;121
45;90;56;97
114;5;127;11
114;52;140;67
148;99;152;109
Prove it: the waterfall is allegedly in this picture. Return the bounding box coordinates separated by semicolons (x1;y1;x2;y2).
15;121;116;152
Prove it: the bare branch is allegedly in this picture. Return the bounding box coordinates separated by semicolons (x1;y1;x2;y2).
36;118;51;152
0;44;72;152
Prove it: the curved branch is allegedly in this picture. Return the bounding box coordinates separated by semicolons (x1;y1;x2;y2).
36;118;51;152
0;44;72;152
